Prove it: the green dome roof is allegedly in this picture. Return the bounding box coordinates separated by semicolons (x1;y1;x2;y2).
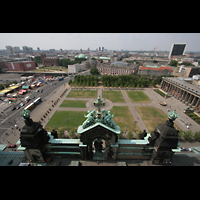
75;54;87;59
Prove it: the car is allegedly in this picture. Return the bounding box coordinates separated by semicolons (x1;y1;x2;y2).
32;96;35;99
36;90;39;92
11;107;15;111
25;100;29;104
20;103;25;107
16;106;20;110
179;147;188;151
7;144;17;148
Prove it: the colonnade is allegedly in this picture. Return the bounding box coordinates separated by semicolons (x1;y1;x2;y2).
160;77;200;108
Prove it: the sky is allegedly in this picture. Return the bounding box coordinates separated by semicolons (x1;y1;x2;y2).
1;33;200;52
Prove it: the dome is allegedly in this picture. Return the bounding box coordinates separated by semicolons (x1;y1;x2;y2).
75;54;87;59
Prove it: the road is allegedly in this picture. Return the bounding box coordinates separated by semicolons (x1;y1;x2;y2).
0;70;90;144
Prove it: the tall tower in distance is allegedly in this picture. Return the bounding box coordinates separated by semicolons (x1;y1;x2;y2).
102;47;104;52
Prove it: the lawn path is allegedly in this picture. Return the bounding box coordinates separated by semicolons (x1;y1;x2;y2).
121;90;148;132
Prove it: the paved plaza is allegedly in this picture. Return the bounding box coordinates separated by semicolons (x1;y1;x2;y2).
4;85;200;155
53;86;200;134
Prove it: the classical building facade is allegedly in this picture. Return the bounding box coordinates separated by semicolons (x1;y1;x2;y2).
160;77;200;108
138;65;173;76
41;53;59;66
97;63;139;75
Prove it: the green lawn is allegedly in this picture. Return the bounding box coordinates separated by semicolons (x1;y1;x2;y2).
109;106;139;132
102;90;125;103
126;91;151;103
45;106;139;133
135;106;181;132
135;106;167;131
60;100;87;108
67;90;97;98
45;111;86;131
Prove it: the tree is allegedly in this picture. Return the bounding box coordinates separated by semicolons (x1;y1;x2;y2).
90;67;100;75
194;131;200;141
178;130;184;140
127;131;133;139
68;79;72;85
183;130;193;141
151;79;157;87
69;129;76;139
169;59;178;67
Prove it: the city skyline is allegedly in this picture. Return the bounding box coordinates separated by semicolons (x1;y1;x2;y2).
1;33;200;52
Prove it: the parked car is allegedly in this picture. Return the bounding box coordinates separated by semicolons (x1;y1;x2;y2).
7;144;17;148
11;107;15;111
179;147;188;151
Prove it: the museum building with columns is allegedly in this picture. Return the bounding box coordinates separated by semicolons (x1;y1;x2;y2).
160;77;200;108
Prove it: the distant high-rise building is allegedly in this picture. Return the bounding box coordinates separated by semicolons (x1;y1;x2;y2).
37;47;40;52
6;46;13;54
28;47;33;53
99;47;101;51
22;46;33;53
13;46;20;53
102;47;104;52
22;46;29;53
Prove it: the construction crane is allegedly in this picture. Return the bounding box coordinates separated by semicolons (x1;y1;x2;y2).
152;47;159;59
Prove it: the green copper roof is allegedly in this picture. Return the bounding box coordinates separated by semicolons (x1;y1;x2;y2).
75;54;87;59
98;56;110;60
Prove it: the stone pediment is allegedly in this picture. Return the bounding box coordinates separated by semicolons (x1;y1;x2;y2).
77;122;121;135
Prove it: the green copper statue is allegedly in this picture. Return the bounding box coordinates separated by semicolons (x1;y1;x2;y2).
93;95;105;112
168;109;178;121
20;109;30;119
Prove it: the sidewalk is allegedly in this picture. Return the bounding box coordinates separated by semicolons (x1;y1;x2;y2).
31;84;70;128
4;84;69;145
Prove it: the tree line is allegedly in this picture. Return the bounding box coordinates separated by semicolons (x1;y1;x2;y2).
69;74;174;88
59;58;87;67
34;56;87;67
69;75;99;87
100;74;173;88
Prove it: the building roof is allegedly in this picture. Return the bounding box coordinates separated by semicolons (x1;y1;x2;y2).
0;151;25;166
140;66;173;72
75;54;87;59
98;56;110;60
77;122;121;134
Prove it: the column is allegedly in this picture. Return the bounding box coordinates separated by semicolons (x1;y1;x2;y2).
178;89;184;100
195;98;200;108
160;80;164;89
79;142;88;160
174;86;178;98
191;96;197;106
111;144;119;160
177;88;181;100
183;92;189;103
186;94;193;105
180;90;186;101
167;82;171;92
169;84;173;94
